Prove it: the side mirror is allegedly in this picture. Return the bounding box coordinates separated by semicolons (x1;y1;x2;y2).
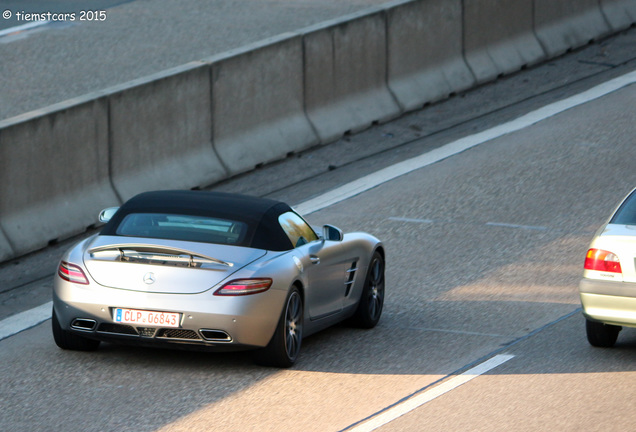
322;224;343;242
98;207;119;224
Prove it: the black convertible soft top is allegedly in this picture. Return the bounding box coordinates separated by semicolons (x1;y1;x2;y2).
101;190;295;251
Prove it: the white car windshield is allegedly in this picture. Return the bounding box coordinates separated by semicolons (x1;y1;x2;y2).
611;190;636;226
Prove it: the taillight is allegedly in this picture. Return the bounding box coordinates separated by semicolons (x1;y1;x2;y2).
58;261;90;285
214;278;272;296
584;249;622;274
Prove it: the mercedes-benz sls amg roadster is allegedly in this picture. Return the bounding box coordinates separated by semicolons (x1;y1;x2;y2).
52;190;385;367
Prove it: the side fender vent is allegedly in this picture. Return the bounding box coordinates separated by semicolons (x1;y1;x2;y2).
344;261;358;297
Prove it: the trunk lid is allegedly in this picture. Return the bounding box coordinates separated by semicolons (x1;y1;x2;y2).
83;235;266;294
594;224;636;283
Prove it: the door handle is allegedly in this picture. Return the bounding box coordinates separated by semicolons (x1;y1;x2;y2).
310;256;320;265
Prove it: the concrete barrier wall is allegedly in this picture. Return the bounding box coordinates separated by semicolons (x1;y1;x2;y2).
0;0;629;261
535;0;612;57
303;11;401;143
386;0;475;111
108;62;227;201
0;226;14;262
601;0;636;30
463;0;546;83
0;97;120;257
209;34;318;175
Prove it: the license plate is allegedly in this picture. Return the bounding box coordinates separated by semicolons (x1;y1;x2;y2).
114;308;180;328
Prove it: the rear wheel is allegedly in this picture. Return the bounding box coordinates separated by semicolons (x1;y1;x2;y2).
256;287;303;367
52;308;100;351
349;251;384;329
586;318;620;348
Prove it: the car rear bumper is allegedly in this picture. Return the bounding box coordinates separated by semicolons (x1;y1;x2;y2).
579;278;636;327
53;277;287;350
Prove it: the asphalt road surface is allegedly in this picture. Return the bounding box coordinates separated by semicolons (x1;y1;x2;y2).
1;22;636;432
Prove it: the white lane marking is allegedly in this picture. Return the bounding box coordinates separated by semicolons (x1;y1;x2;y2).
399;326;505;338
388;217;434;224
485;222;548;231
390;217;548;231
0;21;50;37
3;70;636;341
295;70;636;215
347;354;515;432
0;301;52;341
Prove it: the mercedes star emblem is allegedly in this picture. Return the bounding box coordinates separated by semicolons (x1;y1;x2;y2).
143;272;156;285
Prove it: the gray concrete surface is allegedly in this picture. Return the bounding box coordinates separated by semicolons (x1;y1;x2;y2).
2;52;636;431
602;0;636;30
210;33;318;175
2;0;632;263
535;0;612;57
387;0;475;111
0;0;395;121
1;19;636;432
0;96;117;257
376;311;636;431
463;0;545;83
1;26;635;315
303;10;400;142
108;62;226;200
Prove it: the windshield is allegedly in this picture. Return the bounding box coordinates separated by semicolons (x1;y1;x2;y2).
610;189;636;226
115;213;248;246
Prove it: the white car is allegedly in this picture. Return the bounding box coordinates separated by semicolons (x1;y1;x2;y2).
580;187;636;347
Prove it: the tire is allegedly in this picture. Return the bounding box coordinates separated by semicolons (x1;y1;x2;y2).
52;308;100;351
586;318;620;348
255;287;303;368
349;251;385;329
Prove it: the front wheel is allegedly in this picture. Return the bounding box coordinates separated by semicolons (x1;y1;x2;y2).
349;251;384;329
586;318;620;348
255;287;303;367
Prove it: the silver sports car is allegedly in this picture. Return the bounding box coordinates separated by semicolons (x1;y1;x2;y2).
52;190;384;367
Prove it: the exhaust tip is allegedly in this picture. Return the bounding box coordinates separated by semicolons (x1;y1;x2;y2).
200;329;232;342
71;318;97;331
